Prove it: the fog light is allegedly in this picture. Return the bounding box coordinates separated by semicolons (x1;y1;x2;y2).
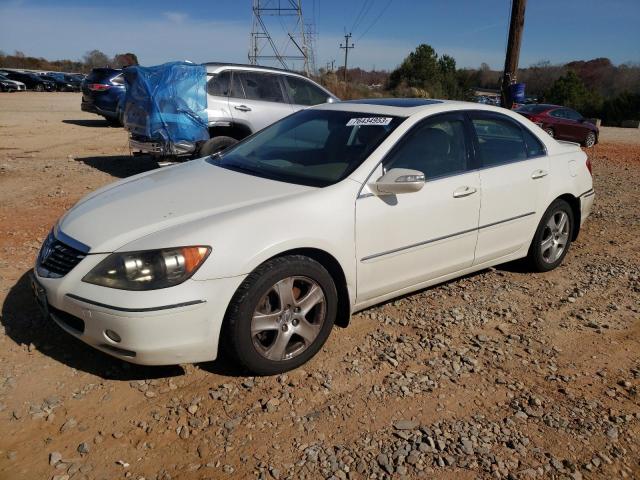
104;329;121;343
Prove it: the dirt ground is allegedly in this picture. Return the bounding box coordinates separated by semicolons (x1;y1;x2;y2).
0;93;638;480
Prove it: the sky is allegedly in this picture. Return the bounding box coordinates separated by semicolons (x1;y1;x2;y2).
1;0;639;71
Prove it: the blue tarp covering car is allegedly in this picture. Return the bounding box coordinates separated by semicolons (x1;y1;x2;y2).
123;62;209;156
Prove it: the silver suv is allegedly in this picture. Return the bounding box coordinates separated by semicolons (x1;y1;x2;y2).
130;63;338;158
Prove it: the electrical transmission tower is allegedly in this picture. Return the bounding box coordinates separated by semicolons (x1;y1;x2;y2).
249;0;314;75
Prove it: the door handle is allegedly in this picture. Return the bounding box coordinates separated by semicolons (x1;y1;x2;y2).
234;105;252;112
531;169;548;179
452;186;477;198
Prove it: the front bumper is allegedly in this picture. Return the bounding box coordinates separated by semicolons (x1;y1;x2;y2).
129;135;198;156
32;260;245;365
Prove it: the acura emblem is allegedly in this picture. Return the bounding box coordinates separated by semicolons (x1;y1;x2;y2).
39;235;55;264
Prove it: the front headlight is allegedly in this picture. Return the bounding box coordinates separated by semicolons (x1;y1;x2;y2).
83;246;211;290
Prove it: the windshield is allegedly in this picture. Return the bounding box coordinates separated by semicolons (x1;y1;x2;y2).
517;104;550;114
208;109;404;187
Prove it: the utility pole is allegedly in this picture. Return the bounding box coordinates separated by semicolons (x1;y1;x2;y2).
500;0;527;109
339;33;354;82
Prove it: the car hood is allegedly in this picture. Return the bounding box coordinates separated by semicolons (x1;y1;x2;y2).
58;159;314;253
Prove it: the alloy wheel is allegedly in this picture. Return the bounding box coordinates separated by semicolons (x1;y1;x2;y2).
544;128;554;138
251;276;326;362
540;210;569;263
585;132;596;147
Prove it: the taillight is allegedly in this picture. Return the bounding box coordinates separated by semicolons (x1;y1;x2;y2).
586;157;593;176
88;83;111;91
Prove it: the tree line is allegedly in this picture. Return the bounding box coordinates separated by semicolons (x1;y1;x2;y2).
318;46;640;125
0;49;138;73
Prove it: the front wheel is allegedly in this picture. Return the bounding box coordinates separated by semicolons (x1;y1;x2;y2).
584;131;596;148
526;199;574;272
224;255;337;375
544;127;554;138
35;84;44;92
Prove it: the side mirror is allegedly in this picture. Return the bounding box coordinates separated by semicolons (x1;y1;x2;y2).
369;168;425;196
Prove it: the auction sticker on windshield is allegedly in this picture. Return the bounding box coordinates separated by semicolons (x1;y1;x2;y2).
346;117;392;126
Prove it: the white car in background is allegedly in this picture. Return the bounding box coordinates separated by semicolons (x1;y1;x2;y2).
33;99;594;375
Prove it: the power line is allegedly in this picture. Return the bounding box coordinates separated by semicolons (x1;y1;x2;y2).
351;0;374;35
357;0;393;42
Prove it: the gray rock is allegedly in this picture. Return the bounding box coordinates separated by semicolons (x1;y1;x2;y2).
49;451;63;465
393;419;418;430
77;442;90;454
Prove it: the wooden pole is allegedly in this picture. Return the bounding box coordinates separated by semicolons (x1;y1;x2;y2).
501;0;527;109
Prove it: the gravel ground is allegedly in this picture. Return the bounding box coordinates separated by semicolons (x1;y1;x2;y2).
0;93;638;480
598;126;640;146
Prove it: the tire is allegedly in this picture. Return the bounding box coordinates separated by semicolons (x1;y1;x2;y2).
35;84;44;92
224;255;338;375
544;127;554;138
526;199;574;272
584;131;596;148
199;136;238;157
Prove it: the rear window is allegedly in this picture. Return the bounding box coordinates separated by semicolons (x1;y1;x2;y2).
86;69;120;83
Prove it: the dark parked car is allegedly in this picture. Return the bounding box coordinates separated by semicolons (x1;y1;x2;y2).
81;68;125;123
46;72;82;91
5;72;55;91
40;74;78;92
515;104;598;147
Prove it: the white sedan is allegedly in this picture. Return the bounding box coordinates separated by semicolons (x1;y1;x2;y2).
33;99;594;374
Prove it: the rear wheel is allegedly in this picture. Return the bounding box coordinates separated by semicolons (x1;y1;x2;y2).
544;127;554;138
224;255;337;375
35;84;44;92
198;136;238;157
584;131;596;148
526;199;574;272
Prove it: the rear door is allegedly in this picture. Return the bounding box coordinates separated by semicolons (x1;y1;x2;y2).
283;75;332;112
228;71;294;133
205;70;233;126
470;111;549;265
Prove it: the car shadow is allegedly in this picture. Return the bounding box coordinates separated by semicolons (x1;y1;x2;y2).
1;272;184;381
75;155;159;178
62;119;117;128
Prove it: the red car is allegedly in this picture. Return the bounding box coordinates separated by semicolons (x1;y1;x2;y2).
515;104;598;147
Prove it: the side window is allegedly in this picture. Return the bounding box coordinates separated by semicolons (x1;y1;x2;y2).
284;76;328;106
111;74;124;86
207;71;231;97
229;72;245;99
471;115;527;167
383;115;470;180
549;109;565;119
237;72;286;103
564;109;582;121
521;127;546;157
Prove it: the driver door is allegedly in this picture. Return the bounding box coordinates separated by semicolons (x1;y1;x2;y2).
355;113;481;302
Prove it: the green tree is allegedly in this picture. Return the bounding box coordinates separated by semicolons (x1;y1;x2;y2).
388;44;442;96
387;44;468;100
545;70;602;115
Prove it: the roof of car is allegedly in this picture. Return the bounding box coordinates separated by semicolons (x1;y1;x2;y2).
342;98;443;108
204;62;302;75
315;98;489;116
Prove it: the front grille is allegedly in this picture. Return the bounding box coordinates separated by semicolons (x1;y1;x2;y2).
37;232;86;278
